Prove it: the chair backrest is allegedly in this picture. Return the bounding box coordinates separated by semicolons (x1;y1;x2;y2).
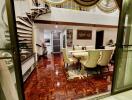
83;50;100;68
86;46;95;50
61;48;70;62
98;50;113;66
74;45;82;50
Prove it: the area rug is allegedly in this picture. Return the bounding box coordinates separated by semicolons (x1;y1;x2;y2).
66;67;97;80
66;64;114;80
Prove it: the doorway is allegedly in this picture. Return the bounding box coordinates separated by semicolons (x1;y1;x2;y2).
52;32;61;53
95;30;104;49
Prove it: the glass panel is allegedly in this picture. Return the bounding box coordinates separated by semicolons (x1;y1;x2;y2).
0;84;6;100
112;0;132;93
124;50;132;85
0;0;19;99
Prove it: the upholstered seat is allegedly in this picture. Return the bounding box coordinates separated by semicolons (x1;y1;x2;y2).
97;49;113;73
80;50;100;76
61;48;77;67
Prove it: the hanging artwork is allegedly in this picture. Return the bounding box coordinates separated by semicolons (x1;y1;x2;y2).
97;0;118;13
77;30;92;40
67;29;73;47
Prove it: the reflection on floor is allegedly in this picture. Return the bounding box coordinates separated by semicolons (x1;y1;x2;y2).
24;54;114;100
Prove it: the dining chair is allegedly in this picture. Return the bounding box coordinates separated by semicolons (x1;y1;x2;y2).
61;48;77;68
97;49;113;73
80;50;100;76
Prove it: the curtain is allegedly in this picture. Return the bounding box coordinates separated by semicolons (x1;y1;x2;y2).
74;0;100;6
115;0;123;9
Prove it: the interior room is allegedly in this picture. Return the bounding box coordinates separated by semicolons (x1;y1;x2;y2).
4;0;132;100
26;21;118;99
14;0;119;99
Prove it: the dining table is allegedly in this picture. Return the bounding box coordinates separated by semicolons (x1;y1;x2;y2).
68;50;88;70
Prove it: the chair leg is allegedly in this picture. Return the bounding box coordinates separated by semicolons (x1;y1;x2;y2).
87;71;89;77
97;65;102;74
95;67;99;75
86;68;89;77
80;65;85;74
107;66;109;72
100;66;102;74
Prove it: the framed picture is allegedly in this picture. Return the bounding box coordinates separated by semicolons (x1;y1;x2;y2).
67;29;73;47
77;30;92;40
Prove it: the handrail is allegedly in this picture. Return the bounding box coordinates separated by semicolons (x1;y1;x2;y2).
36;44;42;47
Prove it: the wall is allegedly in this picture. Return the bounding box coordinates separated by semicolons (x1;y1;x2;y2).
35;27;45;55
43;30;64;54
36;28;45;45
34;24;65;54
66;26;118;48
14;0;31;16
37;7;119;26
71;27;96;47
103;28;118;45
34;24;118;51
43;30;52;54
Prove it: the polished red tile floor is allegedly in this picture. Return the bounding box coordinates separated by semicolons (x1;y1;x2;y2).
24;54;113;100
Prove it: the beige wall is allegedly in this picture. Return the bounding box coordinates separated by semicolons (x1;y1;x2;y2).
34;24;118;51
72;27;96;47
67;26;118;47
103;28;118;45
37;7;119;26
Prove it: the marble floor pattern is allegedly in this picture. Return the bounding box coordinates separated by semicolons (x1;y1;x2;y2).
24;54;114;100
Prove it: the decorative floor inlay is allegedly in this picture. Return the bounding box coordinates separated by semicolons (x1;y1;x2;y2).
24;54;113;100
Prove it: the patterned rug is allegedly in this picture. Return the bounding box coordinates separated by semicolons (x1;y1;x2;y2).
66;64;114;80
67;68;97;80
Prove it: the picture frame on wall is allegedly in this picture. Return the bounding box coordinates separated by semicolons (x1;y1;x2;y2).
77;30;92;40
67;29;73;47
